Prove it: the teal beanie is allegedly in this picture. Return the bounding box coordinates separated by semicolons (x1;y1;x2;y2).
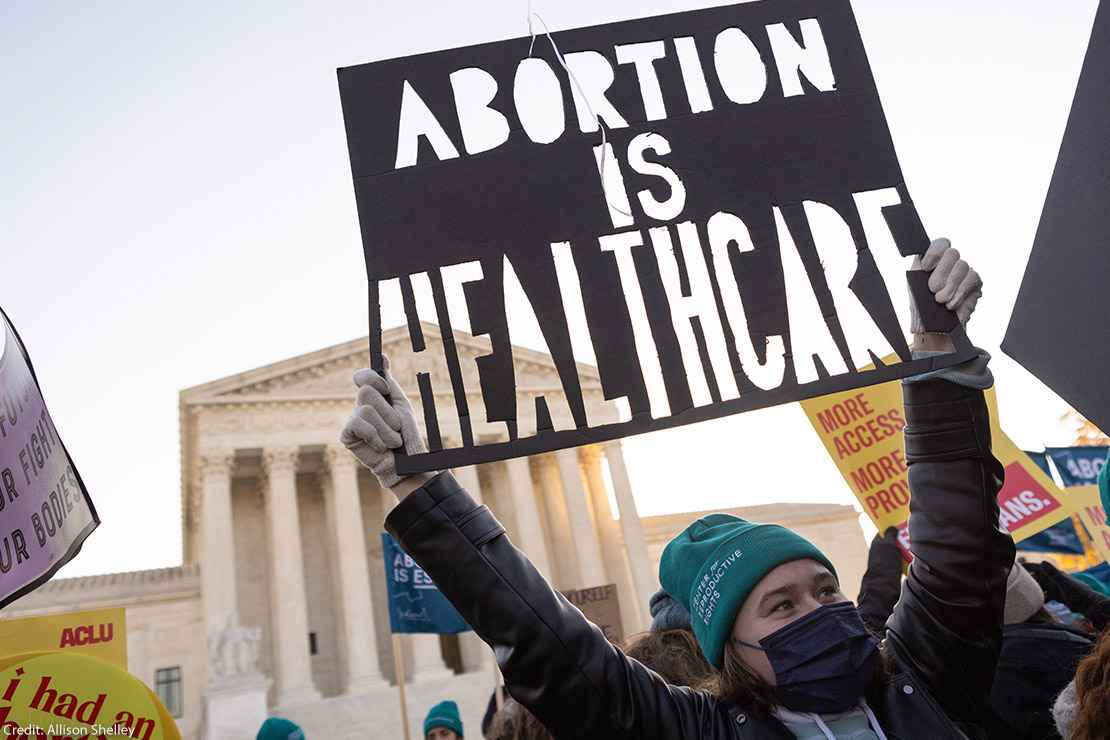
424;700;463;738
1100;449;1110;525
257;717;305;740
660;514;836;668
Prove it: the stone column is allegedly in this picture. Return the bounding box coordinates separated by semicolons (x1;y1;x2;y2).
199;451;239;635
324;446;388;694
262;446;320;706
504;456;554;581
410;634;453;682
604;441;657;611
580;445;645;635
451;465;495;673
535;454;577;589
555;449;607;588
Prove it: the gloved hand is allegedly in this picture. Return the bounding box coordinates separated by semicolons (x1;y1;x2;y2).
909;238;983;334
1024;560;1098;615
340;358;428;489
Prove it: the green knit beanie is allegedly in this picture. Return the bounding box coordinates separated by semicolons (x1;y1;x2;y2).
1099;449;1110;525
660;514;836;668
257;717;305;740
424;700;463;738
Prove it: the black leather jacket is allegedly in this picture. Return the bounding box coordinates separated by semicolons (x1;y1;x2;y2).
386;378;1015;739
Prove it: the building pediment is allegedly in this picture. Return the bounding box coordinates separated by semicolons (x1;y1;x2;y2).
179;322;601;405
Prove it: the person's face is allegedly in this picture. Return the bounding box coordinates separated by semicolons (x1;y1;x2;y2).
426;729;459;740
728;559;847;684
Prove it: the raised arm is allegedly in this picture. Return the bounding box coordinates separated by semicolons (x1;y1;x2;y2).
885;240;1015;729
341;365;721;740
856;528;902;637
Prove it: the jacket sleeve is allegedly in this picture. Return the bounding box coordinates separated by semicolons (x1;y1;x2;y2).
385;472;724;740
857;530;903;637
885;378;1015;729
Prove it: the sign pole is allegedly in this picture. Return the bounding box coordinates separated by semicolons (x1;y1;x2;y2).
393;634;412;740
493;653;504;711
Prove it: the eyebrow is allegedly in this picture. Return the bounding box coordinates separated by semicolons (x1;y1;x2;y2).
757;572;839;612
757;584;796;612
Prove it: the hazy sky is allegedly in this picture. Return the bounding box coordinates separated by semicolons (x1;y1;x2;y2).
1;0;1100;578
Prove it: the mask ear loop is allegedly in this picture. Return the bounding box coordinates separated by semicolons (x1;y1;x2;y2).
732;637;767;652
526;3;633;220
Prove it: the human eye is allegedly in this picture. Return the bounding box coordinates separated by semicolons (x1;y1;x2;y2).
771;599;794;614
817;584;840;601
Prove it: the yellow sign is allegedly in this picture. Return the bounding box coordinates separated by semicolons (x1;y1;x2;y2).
0;651;180;739
801;362;1073;554
0;608;126;668
1073;486;1110;565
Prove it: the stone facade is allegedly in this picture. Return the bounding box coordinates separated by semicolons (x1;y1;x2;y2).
0;324;868;739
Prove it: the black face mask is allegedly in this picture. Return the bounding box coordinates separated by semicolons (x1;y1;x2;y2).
737;601;880;714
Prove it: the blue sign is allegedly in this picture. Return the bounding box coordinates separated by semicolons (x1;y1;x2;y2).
381;533;471;635
1017;519;1085;555
1025;450;1053;477
1014;451;1084;555
1046;446;1109;487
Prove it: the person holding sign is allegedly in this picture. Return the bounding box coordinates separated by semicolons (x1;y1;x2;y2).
342;239;1007;738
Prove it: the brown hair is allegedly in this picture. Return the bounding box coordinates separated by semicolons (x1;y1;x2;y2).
623;629;715;689
715;639;895;716
487;700;552;740
1070;629;1110;740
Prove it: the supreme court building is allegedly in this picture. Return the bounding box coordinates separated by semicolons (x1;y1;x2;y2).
2;325;868;739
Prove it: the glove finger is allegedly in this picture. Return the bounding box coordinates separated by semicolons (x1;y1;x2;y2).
384;370;413;412
919;238;952;271
353;368;389;394
357;405;403;449
955;290;981;324
343;415;388;454
398;407;428;456
935;261;970;304
927;248;961;292
357;385;403;431
946;268;982;310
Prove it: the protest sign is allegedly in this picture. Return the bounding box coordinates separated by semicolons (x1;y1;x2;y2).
0;651;180;739
1046;446;1108;488
1073;486;1110;565
560;584;624;643
0;308;98;608
381;533;470;635
338;0;975;474
0;609;126;669
1018;449;1085;555
1003;0;1110;436
801;369;1073;558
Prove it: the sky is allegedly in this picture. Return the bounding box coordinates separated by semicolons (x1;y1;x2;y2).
0;0;1101;579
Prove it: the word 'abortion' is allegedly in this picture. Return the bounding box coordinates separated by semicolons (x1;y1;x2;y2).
391;18;836;169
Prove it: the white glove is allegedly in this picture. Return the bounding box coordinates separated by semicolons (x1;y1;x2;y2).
340;359;428;489
909;238;983;334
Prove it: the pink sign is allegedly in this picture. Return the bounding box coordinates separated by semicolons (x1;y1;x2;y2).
0;309;98;607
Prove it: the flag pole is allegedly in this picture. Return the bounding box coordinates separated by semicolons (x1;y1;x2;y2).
394;634;413;740
493;651;504;711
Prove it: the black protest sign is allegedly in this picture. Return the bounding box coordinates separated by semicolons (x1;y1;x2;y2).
1003;1;1110;436
0;307;99;608
561;583;624;644
338;0;973;473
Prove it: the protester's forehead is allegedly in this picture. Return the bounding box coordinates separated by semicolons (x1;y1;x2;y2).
750;559;834;595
